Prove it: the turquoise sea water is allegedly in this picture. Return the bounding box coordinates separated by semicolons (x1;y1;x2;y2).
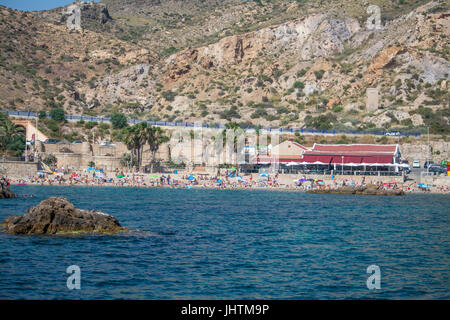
0;186;449;299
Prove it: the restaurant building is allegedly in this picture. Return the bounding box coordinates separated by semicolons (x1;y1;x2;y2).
250;140;310;165
246;142;406;175
299;144;402;175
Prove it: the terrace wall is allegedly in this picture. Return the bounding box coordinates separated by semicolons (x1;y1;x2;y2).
0;160;39;178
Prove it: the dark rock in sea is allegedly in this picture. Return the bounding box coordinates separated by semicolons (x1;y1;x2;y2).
307;184;405;196
0;180;17;199
1;197;126;235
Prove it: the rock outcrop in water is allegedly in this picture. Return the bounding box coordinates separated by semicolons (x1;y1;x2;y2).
0;178;16;199
1;197;126;235
307;184;405;196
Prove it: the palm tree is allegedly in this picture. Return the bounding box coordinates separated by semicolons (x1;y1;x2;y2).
202;133;212;167
121;122;149;171
121;126;137;170
147;126;169;173
224;122;245;171
0;114;25;156
189;129;204;168
189;130;195;168
255;125;262;149
166;131;173;163
135;122;150;169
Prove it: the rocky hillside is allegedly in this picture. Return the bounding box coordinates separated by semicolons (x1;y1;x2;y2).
0;0;448;135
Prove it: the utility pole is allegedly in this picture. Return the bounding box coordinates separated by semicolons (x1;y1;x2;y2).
24;135;27;162
33;115;38;161
427;126;430;175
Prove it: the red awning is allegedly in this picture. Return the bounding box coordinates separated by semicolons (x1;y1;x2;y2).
313;144;397;153
252;156;305;164
302;155;333;163
301;155;393;165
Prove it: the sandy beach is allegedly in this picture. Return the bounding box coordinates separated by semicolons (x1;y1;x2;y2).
5;169;449;195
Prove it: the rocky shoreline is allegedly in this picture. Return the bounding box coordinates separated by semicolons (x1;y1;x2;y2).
0;178;17;199
307;185;405;196
1;197;127;235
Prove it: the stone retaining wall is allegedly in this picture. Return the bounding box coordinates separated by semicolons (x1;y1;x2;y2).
0;161;39;178
400;141;449;164
52;154;123;171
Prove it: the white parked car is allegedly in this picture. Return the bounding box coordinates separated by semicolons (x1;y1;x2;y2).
412;160;420;168
100;141;115;147
385;131;400;136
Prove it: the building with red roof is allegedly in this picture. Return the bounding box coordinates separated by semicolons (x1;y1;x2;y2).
251;140;310;164
245;142;405;175
301;144;400;165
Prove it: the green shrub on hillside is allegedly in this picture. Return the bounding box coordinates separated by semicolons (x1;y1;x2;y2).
49;108;65;122
110;112;128;129
293;81;305;89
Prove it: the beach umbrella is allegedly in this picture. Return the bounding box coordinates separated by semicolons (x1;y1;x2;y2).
187;175;196;181
150;175;158;178
117;175;125;178
259;172;269;177
418;183;427;187
216;179;223;183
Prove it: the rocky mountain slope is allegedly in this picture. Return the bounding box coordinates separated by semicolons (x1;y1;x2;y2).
0;0;448;135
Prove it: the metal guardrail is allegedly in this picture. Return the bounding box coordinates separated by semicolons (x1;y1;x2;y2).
0;109;422;137
0;156;26;162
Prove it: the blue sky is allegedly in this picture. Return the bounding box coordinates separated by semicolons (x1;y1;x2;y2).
0;0;99;11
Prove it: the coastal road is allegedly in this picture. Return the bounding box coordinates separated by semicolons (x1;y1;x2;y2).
1;109;422;138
